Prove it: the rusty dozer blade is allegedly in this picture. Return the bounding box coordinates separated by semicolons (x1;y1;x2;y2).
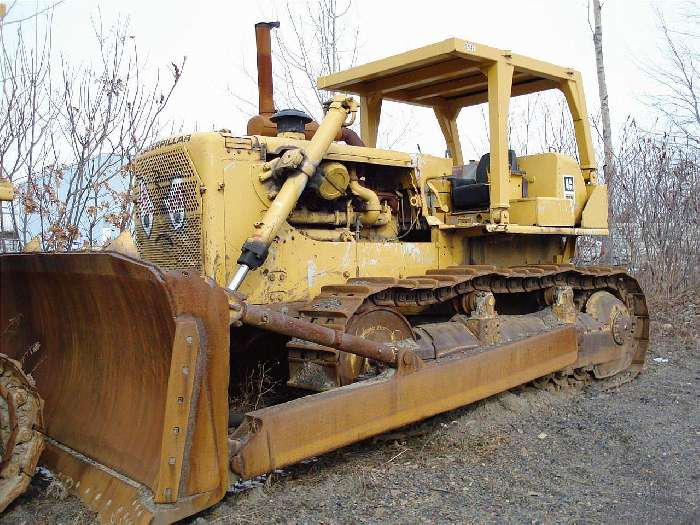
0;253;230;524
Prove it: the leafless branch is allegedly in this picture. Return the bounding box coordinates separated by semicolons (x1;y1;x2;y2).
1;9;184;251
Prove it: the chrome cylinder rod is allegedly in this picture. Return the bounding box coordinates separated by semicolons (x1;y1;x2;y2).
228;264;250;291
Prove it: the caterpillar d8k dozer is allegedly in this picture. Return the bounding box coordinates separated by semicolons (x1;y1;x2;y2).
0;22;648;523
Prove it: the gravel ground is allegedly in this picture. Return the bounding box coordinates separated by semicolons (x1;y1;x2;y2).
3;323;698;525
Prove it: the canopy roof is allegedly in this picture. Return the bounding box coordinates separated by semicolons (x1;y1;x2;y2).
317;38;576;109
316;36;597;208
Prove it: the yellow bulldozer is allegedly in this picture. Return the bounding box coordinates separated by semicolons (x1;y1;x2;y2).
0;22;648;523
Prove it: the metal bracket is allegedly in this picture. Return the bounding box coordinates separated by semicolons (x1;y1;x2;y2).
546;286;576;324
154;318;202;503
461;291;500;345
395;346;424;375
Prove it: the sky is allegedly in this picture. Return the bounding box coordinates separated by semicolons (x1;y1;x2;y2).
5;0;686;159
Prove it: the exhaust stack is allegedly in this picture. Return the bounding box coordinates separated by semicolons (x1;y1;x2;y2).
246;21;364;147
255;21;279;116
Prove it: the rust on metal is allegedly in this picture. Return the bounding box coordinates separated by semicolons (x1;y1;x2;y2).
575;290;637;377
412;320;481;359
0;252;230;523
0;250;650;522
254;21;279;116
228;262;648;483
229;326;578;479
284;263;649;391
236;299;401;365
342;305;415;381
245;22;364;145
0;354;44;512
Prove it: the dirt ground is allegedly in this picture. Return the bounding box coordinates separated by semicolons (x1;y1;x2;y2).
2;314;698;525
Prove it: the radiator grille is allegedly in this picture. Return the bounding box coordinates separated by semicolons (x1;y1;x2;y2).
132;147;203;272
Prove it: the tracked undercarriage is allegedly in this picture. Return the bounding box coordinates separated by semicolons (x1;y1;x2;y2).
228;263;648;479
284;264;648;391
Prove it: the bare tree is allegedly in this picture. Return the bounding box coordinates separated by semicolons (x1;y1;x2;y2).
1;9;184;251
614;122;700;298
0;1;64;26
589;0;616;262
509;93;579;159
40;17;183;249
273;0;359;120
590;1;615;188
610;2;700;298
250;0;415;151
644;2;699;147
0;5;56;249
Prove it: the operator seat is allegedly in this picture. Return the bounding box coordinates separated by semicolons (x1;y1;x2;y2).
451;150;520;211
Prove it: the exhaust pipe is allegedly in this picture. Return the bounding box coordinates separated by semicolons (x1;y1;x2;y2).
246;21;365;147
254;21;279;116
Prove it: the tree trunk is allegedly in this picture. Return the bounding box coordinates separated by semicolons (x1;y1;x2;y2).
592;0;616;263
